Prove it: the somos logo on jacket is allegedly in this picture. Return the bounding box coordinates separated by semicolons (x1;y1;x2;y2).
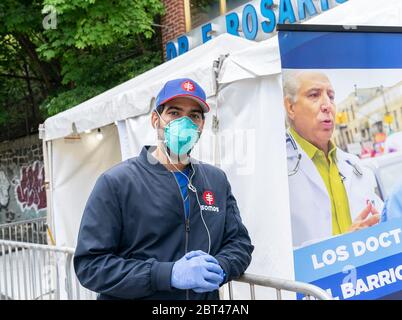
201;191;219;213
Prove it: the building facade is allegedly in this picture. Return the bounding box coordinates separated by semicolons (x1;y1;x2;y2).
161;0;250;57
161;0;346;60
161;0;250;40
334;82;402;155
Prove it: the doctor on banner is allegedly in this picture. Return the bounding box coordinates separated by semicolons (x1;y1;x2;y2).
282;71;384;248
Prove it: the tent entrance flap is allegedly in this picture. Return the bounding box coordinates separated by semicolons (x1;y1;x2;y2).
51;124;122;247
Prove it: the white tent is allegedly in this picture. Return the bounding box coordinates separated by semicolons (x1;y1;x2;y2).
41;0;402;299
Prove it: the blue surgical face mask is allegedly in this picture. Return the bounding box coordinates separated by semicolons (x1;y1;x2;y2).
161;116;200;156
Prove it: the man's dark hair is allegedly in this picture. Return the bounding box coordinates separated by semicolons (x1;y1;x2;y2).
156;105;165;115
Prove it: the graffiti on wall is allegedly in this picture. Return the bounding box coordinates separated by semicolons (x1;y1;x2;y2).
0;161;46;224
0;170;10;208
15;161;47;211
0;136;46;224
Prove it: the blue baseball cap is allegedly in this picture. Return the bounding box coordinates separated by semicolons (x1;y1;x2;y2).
155;78;210;113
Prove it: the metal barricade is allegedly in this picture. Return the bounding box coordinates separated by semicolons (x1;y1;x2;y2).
0;218;47;244
228;273;332;300
0;239;330;300
0;240;96;300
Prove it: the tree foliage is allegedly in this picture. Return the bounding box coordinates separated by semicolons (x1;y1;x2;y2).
0;0;164;140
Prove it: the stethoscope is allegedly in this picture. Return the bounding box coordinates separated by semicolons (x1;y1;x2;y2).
286;133;302;176
286;132;364;178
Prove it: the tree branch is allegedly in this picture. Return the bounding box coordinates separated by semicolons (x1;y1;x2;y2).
0;73;45;81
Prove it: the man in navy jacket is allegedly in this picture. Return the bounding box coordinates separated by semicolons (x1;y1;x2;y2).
74;78;254;300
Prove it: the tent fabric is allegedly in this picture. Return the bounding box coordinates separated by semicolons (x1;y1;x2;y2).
43;34;256;142
212;76;295;298
50;124;122;247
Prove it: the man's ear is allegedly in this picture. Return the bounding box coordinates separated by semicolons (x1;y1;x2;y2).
284;96;296;121
151;111;159;129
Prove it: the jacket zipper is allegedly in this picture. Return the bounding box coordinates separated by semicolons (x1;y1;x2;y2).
171;171;193;300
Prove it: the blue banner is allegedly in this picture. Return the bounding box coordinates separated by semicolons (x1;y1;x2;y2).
309;252;402;300
279;31;402;69
278;27;402;300
294;218;402;300
294;218;402;283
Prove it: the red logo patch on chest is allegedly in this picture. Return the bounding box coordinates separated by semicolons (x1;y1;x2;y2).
203;191;215;205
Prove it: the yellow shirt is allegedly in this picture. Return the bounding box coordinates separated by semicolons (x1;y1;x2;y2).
290;128;352;235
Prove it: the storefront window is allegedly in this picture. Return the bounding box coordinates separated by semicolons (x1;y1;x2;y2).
226;0;250;12
190;0;221;29
188;0;252;30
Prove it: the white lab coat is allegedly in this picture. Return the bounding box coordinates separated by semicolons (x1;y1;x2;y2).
287;133;383;248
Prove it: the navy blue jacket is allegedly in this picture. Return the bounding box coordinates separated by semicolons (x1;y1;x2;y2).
74;146;254;300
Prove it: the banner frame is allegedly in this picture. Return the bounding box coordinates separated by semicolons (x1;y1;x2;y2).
277;24;402;34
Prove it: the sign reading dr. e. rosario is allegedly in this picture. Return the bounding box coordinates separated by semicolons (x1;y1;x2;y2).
165;0;348;60
294;218;402;300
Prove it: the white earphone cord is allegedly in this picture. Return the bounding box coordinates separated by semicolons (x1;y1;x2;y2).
163;146;211;255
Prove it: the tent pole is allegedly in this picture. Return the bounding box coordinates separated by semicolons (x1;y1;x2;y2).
212;54;228;168
42;137;56;245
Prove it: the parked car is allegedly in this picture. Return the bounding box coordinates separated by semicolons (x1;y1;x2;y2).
361;151;402;201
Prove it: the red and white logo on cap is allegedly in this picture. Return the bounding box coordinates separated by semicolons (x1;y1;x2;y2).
203;191;215;205
182;80;195;92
